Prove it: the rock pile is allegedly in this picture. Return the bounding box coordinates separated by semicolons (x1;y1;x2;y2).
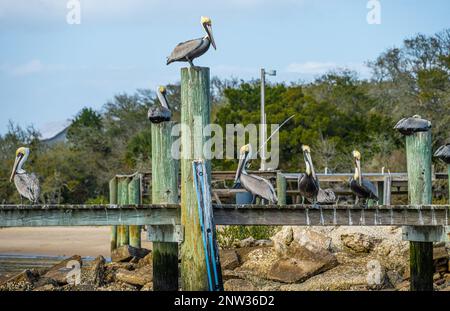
0;246;154;291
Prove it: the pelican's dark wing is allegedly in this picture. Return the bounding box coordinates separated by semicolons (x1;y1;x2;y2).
167;38;203;64
394;117;431;135
434;144;450;164
240;174;278;204
361;178;378;200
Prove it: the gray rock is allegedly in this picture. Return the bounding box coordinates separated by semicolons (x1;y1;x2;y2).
115;265;153;286
341;233;374;253
220;249;240;270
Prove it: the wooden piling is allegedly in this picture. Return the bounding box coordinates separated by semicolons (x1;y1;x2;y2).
151;121;179;291
117;177;130;247
448;165;450;202
128;174;142;248
405;131;434;291
180;67;211;291
276;172;287;205
109;177;118;252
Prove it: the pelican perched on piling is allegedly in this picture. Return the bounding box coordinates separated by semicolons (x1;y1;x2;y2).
234;144;277;204
167;16;216;67
148;86;172;123
349;150;378;206
10;147;40;204
434;144;450;163
394;115;431;135
298;145;336;207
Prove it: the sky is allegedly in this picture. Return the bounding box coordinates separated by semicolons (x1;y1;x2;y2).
0;0;449;134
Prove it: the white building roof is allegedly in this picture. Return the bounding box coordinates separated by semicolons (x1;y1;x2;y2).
39;120;72;141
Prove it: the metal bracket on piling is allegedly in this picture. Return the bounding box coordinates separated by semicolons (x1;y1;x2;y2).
147;225;184;243
402;225;449;242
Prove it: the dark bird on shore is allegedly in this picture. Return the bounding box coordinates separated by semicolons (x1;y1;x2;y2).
234;144;277;204
148;86;172;123
434;144;450;164
298;145;336;207
394;115;431;135
349;150;378;206
10;147;40;204
166;16;216;67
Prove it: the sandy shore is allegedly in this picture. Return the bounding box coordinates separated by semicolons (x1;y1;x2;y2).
0;227;152;258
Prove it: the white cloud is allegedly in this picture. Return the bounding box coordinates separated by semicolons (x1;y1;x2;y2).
12;59;44;76
286;61;370;77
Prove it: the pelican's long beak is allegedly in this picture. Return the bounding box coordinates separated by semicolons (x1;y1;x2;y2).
157;90;170;110
356;159;362;185
205;24;216;50
234;152;247;183
10;155;21;182
304;151;315;178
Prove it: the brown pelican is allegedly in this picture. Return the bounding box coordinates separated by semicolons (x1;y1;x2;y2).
148;86;171;123
10;147;40;204
434;144;450;164
167;16;216;67
349;150;378;206
298;145;320;206
234;144;277;204
394;115;431;135
297;145;336;206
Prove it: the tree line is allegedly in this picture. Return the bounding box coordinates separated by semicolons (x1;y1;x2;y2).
1;29;449;204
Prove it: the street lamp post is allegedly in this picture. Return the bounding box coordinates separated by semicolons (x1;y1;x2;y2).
260;68;276;171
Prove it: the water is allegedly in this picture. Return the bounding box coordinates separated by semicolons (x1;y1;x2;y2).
348;209;353;226
305;209;310;226
333;208;337;225
374;207;379;225
319;208;324;226
390;209;394;225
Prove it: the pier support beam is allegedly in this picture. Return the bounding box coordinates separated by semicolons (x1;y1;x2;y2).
117;178;130;247
151;121;179;291
404;130;434;291
109;177;118;252
180;67;211;291
276;172;287;205
128;174;142;248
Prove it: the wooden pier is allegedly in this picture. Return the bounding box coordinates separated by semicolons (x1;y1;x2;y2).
0;204;448;232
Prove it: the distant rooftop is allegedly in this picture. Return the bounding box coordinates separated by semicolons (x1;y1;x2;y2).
39;120;72;141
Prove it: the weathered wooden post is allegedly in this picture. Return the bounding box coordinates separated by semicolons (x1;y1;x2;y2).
117;177;130;247
180;67;211;291
276;171;287;205
128;174;142;248
109;177;118;252
404;130;434;291
151;121;179;291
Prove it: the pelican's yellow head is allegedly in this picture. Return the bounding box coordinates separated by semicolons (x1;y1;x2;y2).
158;86;166;94
16;147;27;157
302;145;311;153
352;150;361;160
240;144;250;154
201;16;212;25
